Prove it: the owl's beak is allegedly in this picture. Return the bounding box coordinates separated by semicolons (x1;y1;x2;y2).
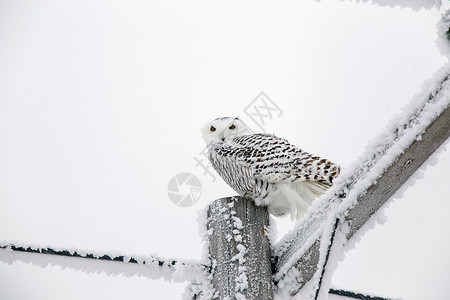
221;138;225;142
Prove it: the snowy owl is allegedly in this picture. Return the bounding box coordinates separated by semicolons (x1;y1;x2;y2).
201;117;340;219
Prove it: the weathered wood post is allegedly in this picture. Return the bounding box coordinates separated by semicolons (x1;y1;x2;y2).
207;196;273;299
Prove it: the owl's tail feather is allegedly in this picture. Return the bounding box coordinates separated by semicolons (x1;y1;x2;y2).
289;181;331;220
303;180;332;196
274;183;311;220
267;181;332;220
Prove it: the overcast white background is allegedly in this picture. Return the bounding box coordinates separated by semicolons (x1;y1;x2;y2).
0;0;449;299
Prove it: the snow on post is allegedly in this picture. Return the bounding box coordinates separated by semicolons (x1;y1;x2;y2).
207;196;273;300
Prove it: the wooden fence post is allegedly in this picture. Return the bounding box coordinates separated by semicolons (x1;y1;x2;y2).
207;196;274;299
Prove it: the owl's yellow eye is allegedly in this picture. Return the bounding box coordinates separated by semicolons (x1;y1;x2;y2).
229;124;236;130
210;126;216;132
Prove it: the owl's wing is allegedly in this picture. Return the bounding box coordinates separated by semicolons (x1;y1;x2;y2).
231;133;340;185
208;140;257;196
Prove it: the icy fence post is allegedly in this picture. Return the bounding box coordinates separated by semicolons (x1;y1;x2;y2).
207;196;274;299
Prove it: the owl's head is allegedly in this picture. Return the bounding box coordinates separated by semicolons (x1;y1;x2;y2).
202;117;250;146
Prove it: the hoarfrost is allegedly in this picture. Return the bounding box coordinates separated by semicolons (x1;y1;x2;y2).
273;58;450;298
0;242;207;284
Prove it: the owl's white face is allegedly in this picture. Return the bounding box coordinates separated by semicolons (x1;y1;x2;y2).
202;117;250;146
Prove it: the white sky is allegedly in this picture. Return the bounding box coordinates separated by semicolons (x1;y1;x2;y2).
0;1;449;299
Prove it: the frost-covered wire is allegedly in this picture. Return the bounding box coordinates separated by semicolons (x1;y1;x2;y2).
329;288;392;300
0;242;210;283
313;219;339;300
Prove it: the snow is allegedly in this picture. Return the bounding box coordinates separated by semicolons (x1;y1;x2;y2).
336;65;450;216
273;59;450;298
265;216;279;246
229;201;250;296
181;206;215;300
436;9;450;58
